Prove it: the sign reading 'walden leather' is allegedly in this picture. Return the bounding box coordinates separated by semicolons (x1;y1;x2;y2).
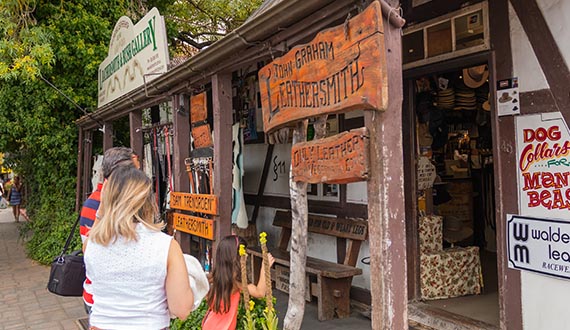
292;128;369;184
258;1;387;134
173;212;214;240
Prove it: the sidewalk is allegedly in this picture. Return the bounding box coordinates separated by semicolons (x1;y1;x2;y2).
0;208;86;330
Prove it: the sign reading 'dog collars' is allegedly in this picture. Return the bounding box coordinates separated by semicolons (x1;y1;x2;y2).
98;7;169;108
258;1;387;134
292;128;369;184
173;212;214;240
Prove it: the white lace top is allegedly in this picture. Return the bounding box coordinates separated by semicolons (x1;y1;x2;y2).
85;224;172;330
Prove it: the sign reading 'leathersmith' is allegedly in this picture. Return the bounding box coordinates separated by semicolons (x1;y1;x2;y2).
292;128;369;184
173;213;214;240
170;192;218;215
258;1;387;134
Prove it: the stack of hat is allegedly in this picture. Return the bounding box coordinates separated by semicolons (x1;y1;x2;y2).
475;84;490;111
454;84;477;110
436;88;455;110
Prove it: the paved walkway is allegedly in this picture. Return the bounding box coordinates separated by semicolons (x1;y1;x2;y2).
0;208;85;330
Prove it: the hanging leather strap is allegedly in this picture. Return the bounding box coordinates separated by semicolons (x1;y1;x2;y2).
60;215;81;257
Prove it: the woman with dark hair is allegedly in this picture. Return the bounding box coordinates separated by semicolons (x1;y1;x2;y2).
202;235;274;330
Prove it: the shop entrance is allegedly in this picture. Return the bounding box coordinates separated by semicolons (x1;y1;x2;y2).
404;55;499;326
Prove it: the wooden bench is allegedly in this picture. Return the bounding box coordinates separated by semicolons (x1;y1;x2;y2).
248;210;368;321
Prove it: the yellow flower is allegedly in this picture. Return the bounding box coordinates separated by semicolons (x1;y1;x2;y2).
259;232;267;244
249;300;255;311
239;244;246;256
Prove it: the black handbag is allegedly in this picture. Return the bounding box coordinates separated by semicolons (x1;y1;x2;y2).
47;216;86;297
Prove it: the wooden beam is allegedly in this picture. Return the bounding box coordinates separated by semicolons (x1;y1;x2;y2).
75;127;84;212
510;0;570;122
251;144;274;224
173;93;192;253
82;130;93;201
129;111;143;160
489;1;522;329
103;122;113;151
212;73;233;245
365;0;407;328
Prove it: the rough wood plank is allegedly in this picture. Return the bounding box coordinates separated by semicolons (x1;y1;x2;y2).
284;120;309;330
259;1;387;134
191;92;208;123
172;212;214;240
365;0;407;328
129;110;143;165
274;210;368;241
75;128;84;211
291;128;370;184
170;192;218;215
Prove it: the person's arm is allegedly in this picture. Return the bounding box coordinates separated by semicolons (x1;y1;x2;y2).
247;253;275;298
166;239;194;320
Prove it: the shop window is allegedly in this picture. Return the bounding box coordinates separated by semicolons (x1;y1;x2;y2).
402;2;489;69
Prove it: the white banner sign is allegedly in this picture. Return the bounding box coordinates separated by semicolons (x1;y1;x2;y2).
97;7;169;108
508;214;570;280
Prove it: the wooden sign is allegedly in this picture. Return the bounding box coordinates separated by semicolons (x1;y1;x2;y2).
170;192;218;215
258;1;387;134
172;212;214;240
192;124;213;148
191;92;207;123
291;128;369;184
274;211;368;241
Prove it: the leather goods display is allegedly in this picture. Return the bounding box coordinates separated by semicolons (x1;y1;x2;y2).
47;216;86;297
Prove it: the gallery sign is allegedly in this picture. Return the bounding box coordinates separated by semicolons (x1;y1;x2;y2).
516;112;570;217
98;7;169;108
291;128;369;184
507;214;570;280
258;1;387;134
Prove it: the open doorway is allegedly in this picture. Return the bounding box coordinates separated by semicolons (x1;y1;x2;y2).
405;58;499;326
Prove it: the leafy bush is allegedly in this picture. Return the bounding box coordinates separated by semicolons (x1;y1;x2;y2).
170;295;276;330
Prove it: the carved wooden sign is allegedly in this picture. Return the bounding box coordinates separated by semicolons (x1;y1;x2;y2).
191;124;213;148
190;92;207;123
275;211;368;241
258;1;387;134
172;212;214;240
170;192;218;215
291;128;369;184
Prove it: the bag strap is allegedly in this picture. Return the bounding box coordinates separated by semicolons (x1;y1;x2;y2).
60;215;81;256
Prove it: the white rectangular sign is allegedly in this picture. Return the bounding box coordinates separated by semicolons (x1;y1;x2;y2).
97;7;169;108
508;214;570;280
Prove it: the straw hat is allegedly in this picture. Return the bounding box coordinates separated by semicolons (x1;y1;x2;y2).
183;254;210;311
498;92;513;103
463;65;489;88
443;216;473;243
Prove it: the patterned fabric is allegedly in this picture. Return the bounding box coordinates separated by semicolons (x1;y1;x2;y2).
419;215;443;254
79;182;103;307
9;186;21;205
420;246;482;300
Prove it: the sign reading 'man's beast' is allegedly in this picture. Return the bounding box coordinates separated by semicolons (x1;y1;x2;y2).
258;1;387;134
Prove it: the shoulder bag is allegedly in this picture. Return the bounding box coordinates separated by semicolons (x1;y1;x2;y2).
47;215;86;297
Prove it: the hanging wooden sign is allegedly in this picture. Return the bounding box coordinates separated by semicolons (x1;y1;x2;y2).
291;128;369;184
170;192;218;215
172;212;214;240
192;124;213;148
258;1;387;134
191;92;207;123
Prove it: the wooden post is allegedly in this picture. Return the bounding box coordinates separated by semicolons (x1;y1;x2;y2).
212;73;233;246
364;0;407;329
82;130;94;201
284;115;326;330
75;127;84;211
103;122;113;151
173;93;192;252
129;111;143;160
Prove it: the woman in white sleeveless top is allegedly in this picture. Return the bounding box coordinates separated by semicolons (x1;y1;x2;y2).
85;166;194;330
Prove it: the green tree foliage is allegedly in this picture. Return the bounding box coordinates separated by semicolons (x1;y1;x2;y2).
0;0;263;263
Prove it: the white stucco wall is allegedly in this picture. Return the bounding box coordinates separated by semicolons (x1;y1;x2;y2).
510;1;570;329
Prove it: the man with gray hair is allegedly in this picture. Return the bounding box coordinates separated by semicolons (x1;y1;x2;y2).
79;147;139;313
